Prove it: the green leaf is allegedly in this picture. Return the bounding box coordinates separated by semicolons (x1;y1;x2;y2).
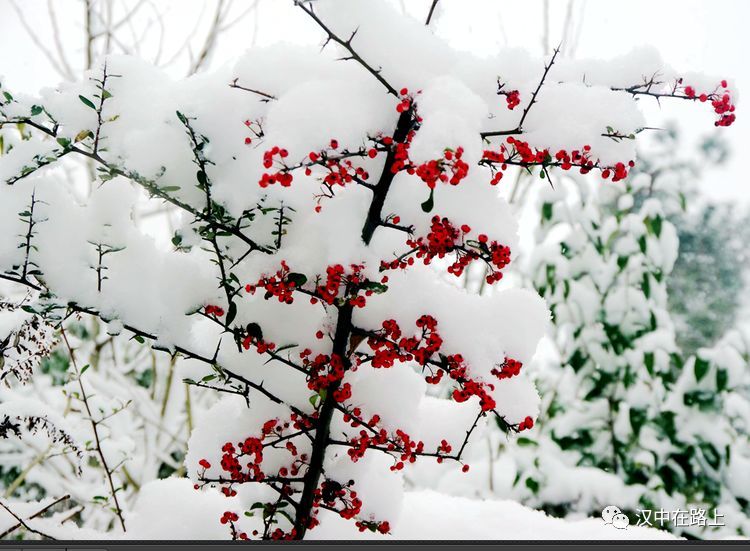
525;477;539;493
360;281;388;294
30;105;43;116
226;302;237;325
638;235;647;253
516;437;538;447
699;442;721;470
160;186;181;193
694;356;710;382
541;202;553;221
642;273;651;298
133;335;145;344
644;351;655;376
201;374;217;382
716;368;728;392
102;89;112;100
196;170;208;188
652;215;663;237
80;364;90;375
420;187;435;213
79;95;97;110
56;137;71;149
3;91;14;102
286;272;307;287
629;408;647;436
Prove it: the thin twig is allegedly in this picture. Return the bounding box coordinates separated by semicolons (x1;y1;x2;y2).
0;494;70;539
60;326;127;533
425;0;440;26
0;499;57;540
296;1;398;97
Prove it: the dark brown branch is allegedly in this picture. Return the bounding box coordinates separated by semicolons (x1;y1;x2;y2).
0;494;70;539
229;79;276;101
293;302;353;538
480;44;561;140
425;0;440;26
0;497;57;540
361;108;414;244
296;1;398;97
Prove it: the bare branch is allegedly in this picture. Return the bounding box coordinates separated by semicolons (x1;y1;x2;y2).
296;1;398;97
60;326;127;533
425;0;440;26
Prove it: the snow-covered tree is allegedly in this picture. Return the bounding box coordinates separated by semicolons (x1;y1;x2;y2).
0;0;737;540
490;142;750;538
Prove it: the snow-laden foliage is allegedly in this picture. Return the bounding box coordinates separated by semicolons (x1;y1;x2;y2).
0;0;737;540
432;159;749;538
0;314;214;534
508;170;750;538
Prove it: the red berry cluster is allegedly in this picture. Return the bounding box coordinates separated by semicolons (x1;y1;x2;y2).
333;382;353;403
241;332;276;355
683;80;736;127
219;437;265;482
356;520;391;534
220;511;239;525
204;304;225;317
246;261;297;304
300;349;346;393
343;417;426;469
313;479;362;520
491;357;523;380
396;87;412;113
482;137;634;183
306;140;373;191
452;380;496;412
503;90;521;110
414;147;470;189
312;263;368;307
366;315;442;369
518;416;534;431
258;146;293;187
364;316;497;411
384;216;510;284
269;528;297;540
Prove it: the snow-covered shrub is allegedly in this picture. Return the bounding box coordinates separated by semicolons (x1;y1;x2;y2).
0;0;737;540
494;161;750;538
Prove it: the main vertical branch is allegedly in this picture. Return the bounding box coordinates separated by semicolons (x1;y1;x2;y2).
293;302;353;538
361;108;414;245
294;105;415;539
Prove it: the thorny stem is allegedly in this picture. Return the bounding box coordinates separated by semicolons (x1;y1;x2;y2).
480;44;561;140
293;302;354;537
361;108;414;244
60;326;127;533
296;1;399;97
0;499;58;540
229;78;276;101
0;494;70;539
20;189;39;280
